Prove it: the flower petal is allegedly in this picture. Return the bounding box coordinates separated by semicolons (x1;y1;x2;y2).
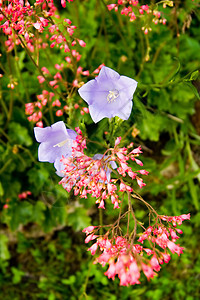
38;142;61;163
116;100;133;120
118;76;138;99
78;79;99;105
68;129;77;140
54;157;65;177
34;121;67;143
89;104;112;123
97;66;120;82
38;135;74;163
34;126;52;143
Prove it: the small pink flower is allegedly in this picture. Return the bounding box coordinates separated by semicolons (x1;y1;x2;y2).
98;199;105;209
150;255;161;271
87;243;98;255
85;234;98;244
104;262;116;280
167;241;184;255
136;177;146;188
82;226;97;234
142;263;156;280
137;169;149;175
78;39;86;47
56;110;63;116
37;75;45;83
115;136;121;146
61;0;66;8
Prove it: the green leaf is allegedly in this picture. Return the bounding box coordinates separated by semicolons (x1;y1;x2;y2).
31;201;46;224
185;82;200;100
188;179;199;210
11;267;24;284
28;165;50;193
0;181;4;196
67;206;91;232
190;70;199;81
61;275;76;285
0;234;10;260
8;122;32;146
17;232;32;253
9;202;33;231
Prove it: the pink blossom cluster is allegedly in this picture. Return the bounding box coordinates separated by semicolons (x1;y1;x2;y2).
0;0;76;52
83;213;190;286
18;190;32;200
107;0;168;33
59;131;148;209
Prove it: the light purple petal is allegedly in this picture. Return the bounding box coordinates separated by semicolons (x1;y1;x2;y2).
54;157;65;177
89;105;112;123
38;142;63;163
109;160;117;169
97;66;120;82
35;121;77;163
93;154;103;160
118;76;138;99
78;79;98;105
68;129;77;140
34;121;67;143
116;100;133;120
51;121;68;134
34;126;52;143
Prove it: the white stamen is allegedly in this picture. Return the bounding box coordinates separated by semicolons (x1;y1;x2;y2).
107;89;119;103
53;139;69;148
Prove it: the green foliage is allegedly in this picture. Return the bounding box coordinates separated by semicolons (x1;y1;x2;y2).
0;0;200;299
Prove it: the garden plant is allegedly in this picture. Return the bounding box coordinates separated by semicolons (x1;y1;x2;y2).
0;0;200;299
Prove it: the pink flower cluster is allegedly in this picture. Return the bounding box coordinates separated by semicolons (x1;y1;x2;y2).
107;0;168;32
59;131;148;209
18;190;32;200
0;0;76;52
83;213;190;286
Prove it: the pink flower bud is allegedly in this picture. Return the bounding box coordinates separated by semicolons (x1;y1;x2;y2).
85;234;98;243
78;39;86;47
115;136;121;146
87;243;98;255
82;226;96;234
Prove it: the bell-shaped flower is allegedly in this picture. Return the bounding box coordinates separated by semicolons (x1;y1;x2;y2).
78;66;138;123
34;121;77;165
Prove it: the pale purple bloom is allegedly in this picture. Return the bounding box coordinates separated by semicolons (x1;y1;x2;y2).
93;154;117;182
54;157;66;177
78;66;138;123
34;121;77;172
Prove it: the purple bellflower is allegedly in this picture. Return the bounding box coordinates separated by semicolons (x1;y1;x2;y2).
78;66;138;123
34;121;77;175
93;153;117;182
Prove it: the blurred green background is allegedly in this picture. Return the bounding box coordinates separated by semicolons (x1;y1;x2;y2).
0;0;200;299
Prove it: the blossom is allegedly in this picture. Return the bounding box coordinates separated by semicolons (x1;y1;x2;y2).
93;153;117;182
78;66;138;123
34;121;77;172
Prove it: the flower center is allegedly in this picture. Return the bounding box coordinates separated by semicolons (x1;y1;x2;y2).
53;139;69;148
107;89;119;103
